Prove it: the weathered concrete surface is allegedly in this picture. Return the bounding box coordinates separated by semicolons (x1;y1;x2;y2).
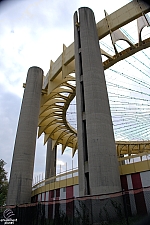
45;139;56;179
7;67;43;205
74;7;121;196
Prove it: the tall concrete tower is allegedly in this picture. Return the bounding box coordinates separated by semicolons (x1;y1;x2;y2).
7;67;43;205
74;8;121;196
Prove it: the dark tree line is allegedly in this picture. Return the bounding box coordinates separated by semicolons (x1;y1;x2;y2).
0;159;8;206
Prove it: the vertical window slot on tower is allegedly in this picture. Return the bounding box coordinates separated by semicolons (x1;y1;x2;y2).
78;29;81;48
79;53;83;76
81;81;85;112
85;172;90;195
83;120;88;161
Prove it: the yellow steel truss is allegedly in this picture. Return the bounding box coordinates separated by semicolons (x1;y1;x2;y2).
34;1;150;156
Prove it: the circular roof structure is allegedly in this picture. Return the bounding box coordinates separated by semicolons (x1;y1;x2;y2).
37;1;150;157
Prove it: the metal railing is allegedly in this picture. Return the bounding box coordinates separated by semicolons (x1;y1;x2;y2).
32;167;78;191
32;152;150;191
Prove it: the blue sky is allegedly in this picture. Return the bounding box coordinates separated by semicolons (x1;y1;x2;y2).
0;0;137;181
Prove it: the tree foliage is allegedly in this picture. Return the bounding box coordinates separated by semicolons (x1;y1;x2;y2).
0;159;8;206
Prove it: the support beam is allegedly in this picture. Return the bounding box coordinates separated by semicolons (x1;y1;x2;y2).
74;7;121;196
45;138;56;179
7;67;43;205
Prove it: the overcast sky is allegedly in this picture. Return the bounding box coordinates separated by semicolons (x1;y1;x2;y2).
0;0;137;182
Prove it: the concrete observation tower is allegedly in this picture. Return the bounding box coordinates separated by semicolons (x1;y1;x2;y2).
74;7;121;196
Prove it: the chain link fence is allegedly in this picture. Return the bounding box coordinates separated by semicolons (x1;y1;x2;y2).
0;189;150;225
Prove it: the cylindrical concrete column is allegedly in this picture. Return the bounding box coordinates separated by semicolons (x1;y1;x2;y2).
45;139;56;179
7;67;43;205
74;8;121;196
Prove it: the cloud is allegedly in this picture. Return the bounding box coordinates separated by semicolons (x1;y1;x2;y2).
56;160;65;166
0;84;22;177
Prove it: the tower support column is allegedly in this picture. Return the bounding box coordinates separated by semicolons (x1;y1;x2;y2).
45;139;57;179
7;66;43;205
74;7;121;196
